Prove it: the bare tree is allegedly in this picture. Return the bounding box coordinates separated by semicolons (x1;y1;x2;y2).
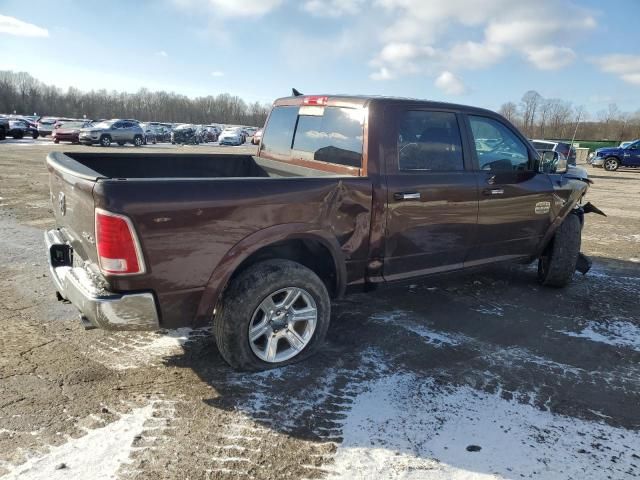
498;102;519;123
520;90;542;137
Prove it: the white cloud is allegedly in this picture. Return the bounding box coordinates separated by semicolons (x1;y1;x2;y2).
593;54;640;86
524;46;576;70
156;50;168;57
303;0;364;17
369;0;596;82
204;0;282;16
434;71;466;95
370;67;394;81
0;14;49;37
448;41;505;70
210;70;224;77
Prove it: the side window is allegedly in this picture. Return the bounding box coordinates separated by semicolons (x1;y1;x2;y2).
292;106;364;167
468;116;530;171
398;111;464;171
260;106;299;158
112;122;122;129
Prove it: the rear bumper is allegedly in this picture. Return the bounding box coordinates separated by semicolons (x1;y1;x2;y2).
44;229;160;331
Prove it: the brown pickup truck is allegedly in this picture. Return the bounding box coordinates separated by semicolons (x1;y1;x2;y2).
44;94;601;370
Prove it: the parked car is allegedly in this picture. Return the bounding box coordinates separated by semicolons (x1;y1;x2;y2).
43;94;602;371
201;126;220;143
38;117;66;137
531;140;576;166
0;117;8;140
78;119;145;147
589;139;640;171
171;124;202;144
218;127;244;146
251;128;263;145
8;118;39;139
52;121;93;144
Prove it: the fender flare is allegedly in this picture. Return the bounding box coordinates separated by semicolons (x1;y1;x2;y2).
195;223;346;320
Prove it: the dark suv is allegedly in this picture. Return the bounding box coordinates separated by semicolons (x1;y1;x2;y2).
79;119;145;147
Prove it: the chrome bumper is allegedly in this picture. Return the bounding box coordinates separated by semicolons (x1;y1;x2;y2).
44;229;160;331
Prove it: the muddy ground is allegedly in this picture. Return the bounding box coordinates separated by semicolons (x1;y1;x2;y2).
0;140;639;480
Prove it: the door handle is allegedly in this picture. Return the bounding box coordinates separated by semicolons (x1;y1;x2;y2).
482;188;504;196
394;192;421;201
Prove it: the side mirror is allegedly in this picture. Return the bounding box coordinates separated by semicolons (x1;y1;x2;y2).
541;150;567;174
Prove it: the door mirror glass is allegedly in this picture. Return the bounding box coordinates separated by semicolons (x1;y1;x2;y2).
540;150;567;173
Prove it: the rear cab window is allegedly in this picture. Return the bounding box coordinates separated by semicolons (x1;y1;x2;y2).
260;101;365;174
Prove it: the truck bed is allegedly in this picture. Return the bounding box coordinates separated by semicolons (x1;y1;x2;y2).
47;152;337;180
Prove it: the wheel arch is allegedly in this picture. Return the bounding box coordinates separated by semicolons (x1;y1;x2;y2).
195;224;346;321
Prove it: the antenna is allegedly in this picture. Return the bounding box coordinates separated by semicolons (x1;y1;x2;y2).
568;108;582;163
292;88;303;97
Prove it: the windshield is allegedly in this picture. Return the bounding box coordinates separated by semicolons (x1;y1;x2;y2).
92;121;114;129
60;121;85;129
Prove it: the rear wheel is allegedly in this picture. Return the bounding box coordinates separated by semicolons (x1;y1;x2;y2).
603;157;619;171
0;127;5;140
214;259;330;371
100;135;111;147
538;214;581;288
31;131;39;139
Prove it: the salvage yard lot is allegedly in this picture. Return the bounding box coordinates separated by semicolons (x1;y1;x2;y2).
1;141;639;479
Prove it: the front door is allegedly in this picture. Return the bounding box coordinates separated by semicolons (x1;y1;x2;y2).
623;141;640;166
383;108;478;281
465;114;555;265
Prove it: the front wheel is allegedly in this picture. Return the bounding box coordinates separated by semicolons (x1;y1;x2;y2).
214;259;330;371
13;131;24;139
100;135;111;147
603;157;619;171
538;214;581;288
133;135;143;147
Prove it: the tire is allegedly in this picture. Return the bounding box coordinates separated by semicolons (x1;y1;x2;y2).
537;214;581;288
53;139;60;144
0;127;5;141
100;135;111;147
13;131;24;140
214;259;331;371
603;157;619;171
133;135;143;147
32;131;39;139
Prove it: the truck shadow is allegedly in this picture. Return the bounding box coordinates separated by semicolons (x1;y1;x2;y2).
164;256;640;477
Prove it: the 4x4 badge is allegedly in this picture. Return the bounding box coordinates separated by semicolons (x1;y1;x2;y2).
535;201;550;214
58;192;66;216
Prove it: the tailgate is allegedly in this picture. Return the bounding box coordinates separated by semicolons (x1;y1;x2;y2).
47;159;99;266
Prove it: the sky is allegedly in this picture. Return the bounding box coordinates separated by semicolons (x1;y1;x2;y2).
1;0;639;115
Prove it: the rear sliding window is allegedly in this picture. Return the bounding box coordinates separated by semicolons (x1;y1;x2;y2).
261;105;364;168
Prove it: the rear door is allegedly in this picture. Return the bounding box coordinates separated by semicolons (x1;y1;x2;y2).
465;114;554;265
383;107;478;281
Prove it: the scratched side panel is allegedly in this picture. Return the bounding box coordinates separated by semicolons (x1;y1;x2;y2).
94;177;372;327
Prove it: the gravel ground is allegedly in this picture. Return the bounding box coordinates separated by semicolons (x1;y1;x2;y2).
1;139;639;480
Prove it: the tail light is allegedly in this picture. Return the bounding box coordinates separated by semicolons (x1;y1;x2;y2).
95;209;145;275
303;96;328;106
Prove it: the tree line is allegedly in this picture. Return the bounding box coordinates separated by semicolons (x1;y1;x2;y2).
2;70;639;140
499;90;640;142
0;71;271;126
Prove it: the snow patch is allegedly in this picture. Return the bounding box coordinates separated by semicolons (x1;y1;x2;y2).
327;374;640;480
370;312;463;347
2;404;154;480
89;327;208;370
560;320;640;352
